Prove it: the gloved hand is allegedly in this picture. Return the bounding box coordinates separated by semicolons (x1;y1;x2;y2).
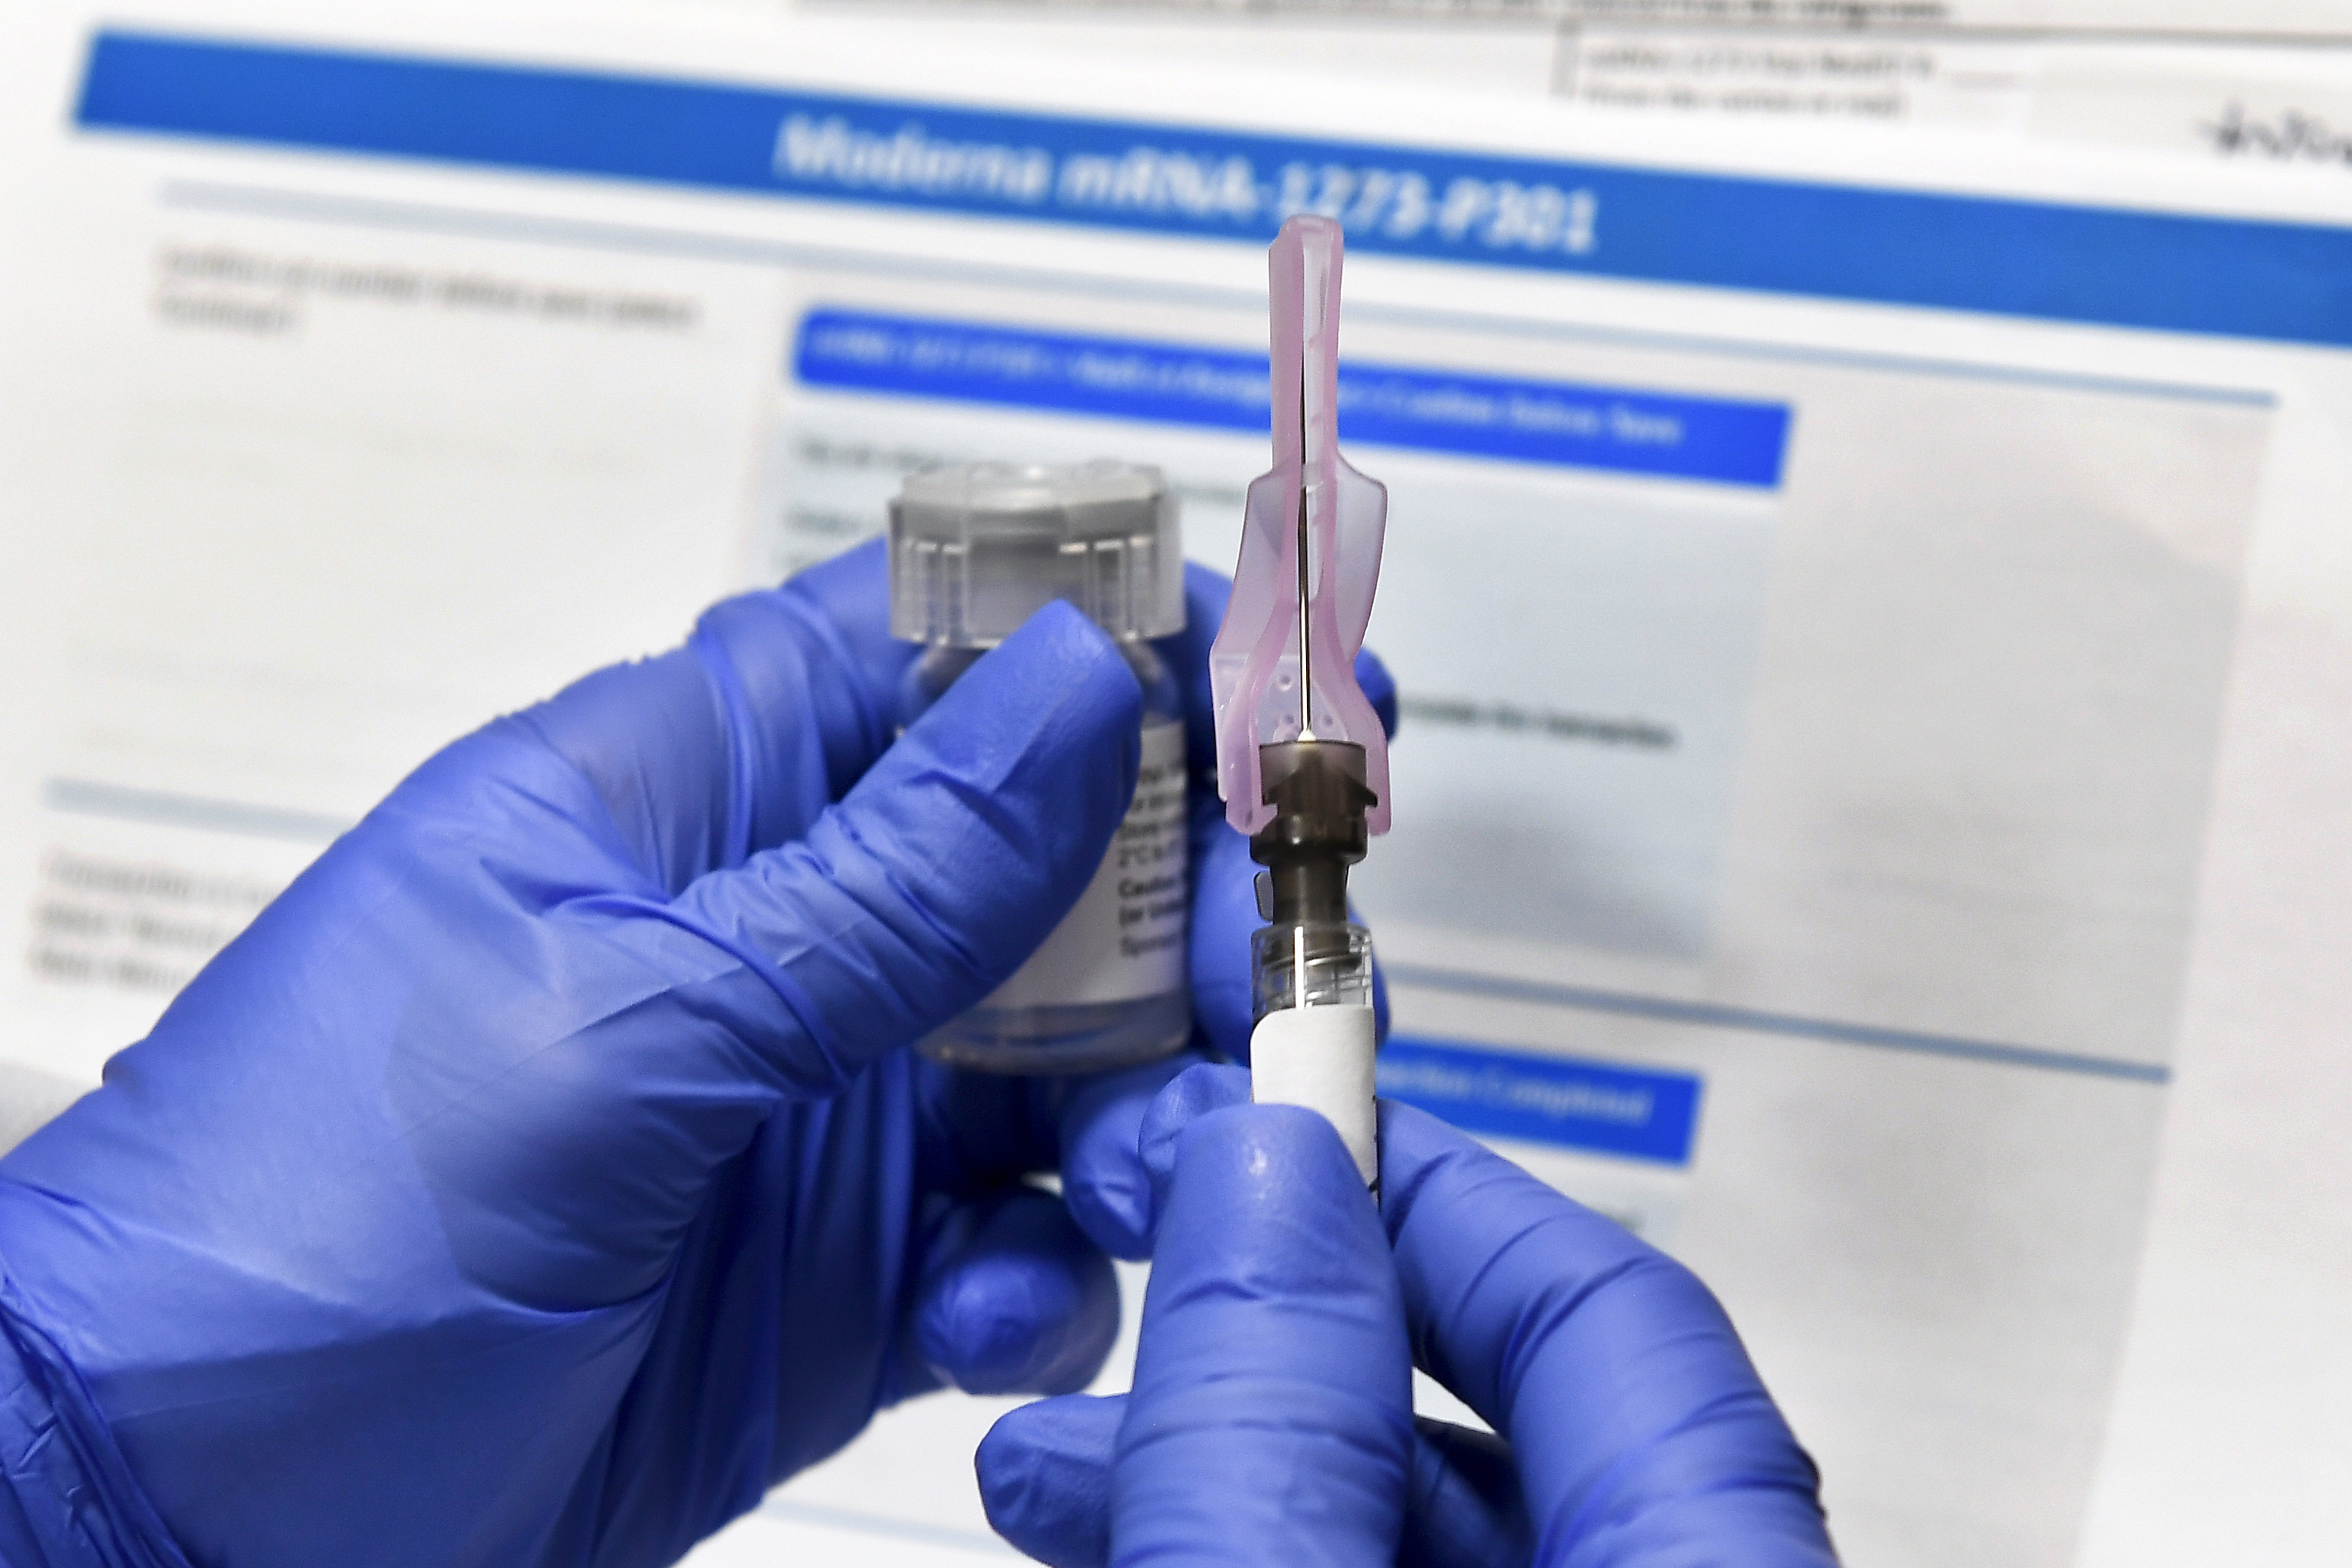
978;1064;1840;1568
0;541;1389;1568
990;1096;1419;1568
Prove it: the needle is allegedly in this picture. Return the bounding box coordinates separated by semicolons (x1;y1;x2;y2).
1296;348;1315;742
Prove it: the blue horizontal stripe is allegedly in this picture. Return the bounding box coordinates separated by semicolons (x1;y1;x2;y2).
45;777;352;843
795;308;1788;484
76;30;2352;349
1384;963;2173;1084
1378;1035;1702;1165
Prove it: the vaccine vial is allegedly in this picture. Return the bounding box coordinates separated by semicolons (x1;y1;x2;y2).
891;460;1191;1075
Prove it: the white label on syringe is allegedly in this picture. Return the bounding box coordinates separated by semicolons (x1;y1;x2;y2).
1251;1004;1378;1187
983;719;1188;1009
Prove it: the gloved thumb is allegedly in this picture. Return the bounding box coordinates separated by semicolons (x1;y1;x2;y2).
915;1187;1121;1398
1107;1104;1413;1567
397;600;1142;1305
981;1397;1532;1568
613;598;1143;1096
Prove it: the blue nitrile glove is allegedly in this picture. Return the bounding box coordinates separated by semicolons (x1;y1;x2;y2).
0;541;1380;1568
1098;1101;1414;1568
978;1064;1839;1568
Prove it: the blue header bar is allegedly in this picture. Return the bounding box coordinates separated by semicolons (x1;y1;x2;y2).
76;30;2352;349
795;309;1790;484
1377;1037;1703;1165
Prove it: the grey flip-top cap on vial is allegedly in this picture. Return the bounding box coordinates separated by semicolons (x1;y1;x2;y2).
890;461;1185;647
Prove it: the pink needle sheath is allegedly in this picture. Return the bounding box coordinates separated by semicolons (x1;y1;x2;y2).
1208;214;1391;839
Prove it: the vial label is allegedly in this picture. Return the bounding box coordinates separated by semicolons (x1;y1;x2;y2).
981;720;1188;1010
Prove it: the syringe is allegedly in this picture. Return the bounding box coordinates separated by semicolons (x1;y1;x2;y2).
1208;215;1391;1190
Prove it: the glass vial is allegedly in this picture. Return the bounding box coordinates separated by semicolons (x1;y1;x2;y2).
892;460;1191;1075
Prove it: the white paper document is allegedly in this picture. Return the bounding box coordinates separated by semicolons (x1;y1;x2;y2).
4;2;2351;1564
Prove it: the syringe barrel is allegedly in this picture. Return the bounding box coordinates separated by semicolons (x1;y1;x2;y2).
1250;921;1373;1019
1248;920;1378;1189
1246;737;1381;1189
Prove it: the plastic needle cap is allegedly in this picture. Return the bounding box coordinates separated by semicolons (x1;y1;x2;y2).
1208;215;1391;837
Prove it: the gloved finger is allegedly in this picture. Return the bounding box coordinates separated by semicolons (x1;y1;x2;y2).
1405;1417;1532;1568
906;1060;1067;1201
601;599;1143;1099
1379;1101;1836;1565
899;1049;1203;1260
979;1400;1529;1568
521;540;914;892
982;1098;1414;1560
1054;1050;1205;1260
901;1049;1227;1278
914;1187;1121;1398
1354;645;1399;740
1136;1061;1254;1200
1185;795;1259;1063
978;1391;1123;1568
1113;1102;1414;1568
